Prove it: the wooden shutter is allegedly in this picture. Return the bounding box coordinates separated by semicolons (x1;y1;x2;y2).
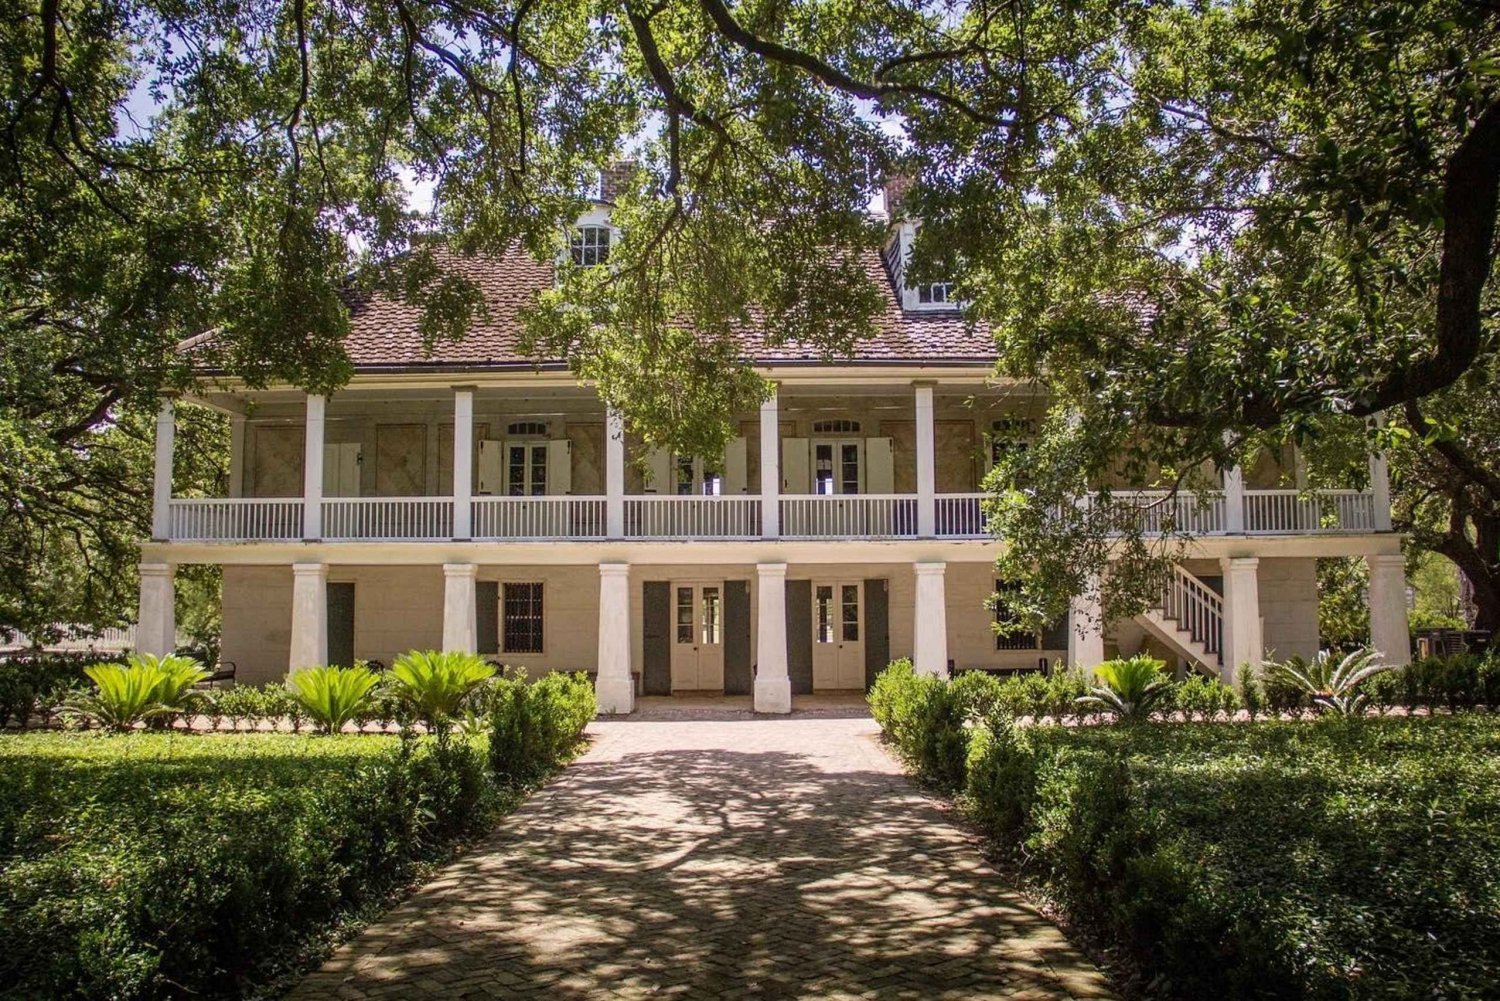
477;440;504;495
865;437;894;493
724;436;748;495
322;444;361;498
643;447;672;494
547;439;572;495
782;438;809;494
476;581;499;655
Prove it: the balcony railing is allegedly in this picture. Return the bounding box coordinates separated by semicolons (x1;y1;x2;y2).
168;498;303;541
627;496;760;540
161;489;1384;542
322;498;453;541
474;496;606;540
781;495;918;540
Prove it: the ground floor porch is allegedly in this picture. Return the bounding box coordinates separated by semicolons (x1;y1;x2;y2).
134;536;1411;712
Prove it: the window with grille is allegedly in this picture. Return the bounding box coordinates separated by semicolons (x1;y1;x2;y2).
502;582;544;653
570;226;611;266
995;579;1040;650
989;415;1037;468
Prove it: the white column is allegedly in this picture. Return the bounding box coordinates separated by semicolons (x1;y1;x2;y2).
452;387;474;539
1068;575;1106;674
1222;459;1245;534
606;407;625;539
289;562;328;671
228;414;246;499
151;398;175;540
1369;415;1393;532
760;389;780;539
912;561;948;676
302;394;326;540
442;563;478;653
596;562;633;713
914;381;936;538
1219;556;1263;686
754;562;791;712
136;562;175;656
1367;553;1411;667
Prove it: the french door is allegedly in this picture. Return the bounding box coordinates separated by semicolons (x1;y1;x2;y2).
670;582;726;691
813;440;861;494
811;581;865;689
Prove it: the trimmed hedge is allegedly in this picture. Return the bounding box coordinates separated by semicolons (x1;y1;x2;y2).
487;669;597;784
0;731;497;1000
966;717;1500;999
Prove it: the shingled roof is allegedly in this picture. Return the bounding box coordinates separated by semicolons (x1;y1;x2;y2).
339;243;996;370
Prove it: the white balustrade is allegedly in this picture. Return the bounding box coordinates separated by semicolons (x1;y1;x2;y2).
167;498;303;541
1244;489;1377;534
1089;490;1227;536
472;496;606;540
626;496;760;540
1160;565;1223;658
780;495;919;540
321;498;453;540
935;493;989;539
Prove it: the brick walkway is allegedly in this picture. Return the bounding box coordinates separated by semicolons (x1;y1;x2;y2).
289;714;1114;1000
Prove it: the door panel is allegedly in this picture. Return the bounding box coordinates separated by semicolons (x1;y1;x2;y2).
723;581;752;695
476;581;499;656
811;581;865;690
327;583;355;668
863;578;890;690
376;424;426;496
252;427;304;497
782;438;809;494
865;437;894;494
669;582;725;691
786;579;813;695
642;581;672;696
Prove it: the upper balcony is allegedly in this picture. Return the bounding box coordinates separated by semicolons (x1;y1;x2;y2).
152;380;1391;545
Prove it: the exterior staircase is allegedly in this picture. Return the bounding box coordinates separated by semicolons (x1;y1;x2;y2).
1137;565;1223;677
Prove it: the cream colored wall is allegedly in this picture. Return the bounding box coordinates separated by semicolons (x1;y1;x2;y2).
628;564;760;677
221;566;294;685
481;565;600;676
1259;557;1319;661
346;566;444;665
943;562;1069;672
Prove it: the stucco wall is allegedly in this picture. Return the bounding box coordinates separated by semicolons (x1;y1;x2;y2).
1259;557;1320;661
221;566;294;685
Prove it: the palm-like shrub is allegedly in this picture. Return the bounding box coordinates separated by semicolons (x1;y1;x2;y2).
1078;655;1173;722
286;665;380;733
66;653;209;730
1272;647;1391;717
387;650;496;727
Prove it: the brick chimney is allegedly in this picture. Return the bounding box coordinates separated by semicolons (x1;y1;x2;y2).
599;159;638;203
883;174;914;220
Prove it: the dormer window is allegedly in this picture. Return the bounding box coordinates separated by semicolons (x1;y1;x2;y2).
916;282;953;305
570;226;611;266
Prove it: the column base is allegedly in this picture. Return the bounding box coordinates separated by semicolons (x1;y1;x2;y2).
595;674;635;715
754;675;792;714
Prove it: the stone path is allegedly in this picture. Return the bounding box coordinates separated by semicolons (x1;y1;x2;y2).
289;714;1114;1000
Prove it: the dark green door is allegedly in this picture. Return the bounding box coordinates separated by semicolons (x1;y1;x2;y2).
327;582;355;668
642;581;672;695
786;579;813;695
724;580;752;695
863;578;890;690
476;581;499;656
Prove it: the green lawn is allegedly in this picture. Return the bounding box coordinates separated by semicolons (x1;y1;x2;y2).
0;730;497;1000
965;715;1500;1000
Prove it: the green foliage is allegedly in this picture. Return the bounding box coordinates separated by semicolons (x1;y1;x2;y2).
0;653;101;727
962;717;1500;1000
387;650;496;728
487;669;596;785
64;653;208;731
0;730;493;1000
1270;647;1393;717
868;661;972;791
1318;557;1371;650
1170;673;1241;723
1078;656;1173;722
285;665;380;734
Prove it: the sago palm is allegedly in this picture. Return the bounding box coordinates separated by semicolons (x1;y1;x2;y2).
286;665;381;734
66;653;209;730
1273;647;1391;717
388;650;496;726
1077;655;1173;722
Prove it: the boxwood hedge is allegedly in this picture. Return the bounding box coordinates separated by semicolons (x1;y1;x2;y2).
0;732;496;1000
965;716;1500;1000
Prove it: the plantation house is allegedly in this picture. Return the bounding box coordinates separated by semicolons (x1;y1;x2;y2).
137;178;1410;713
